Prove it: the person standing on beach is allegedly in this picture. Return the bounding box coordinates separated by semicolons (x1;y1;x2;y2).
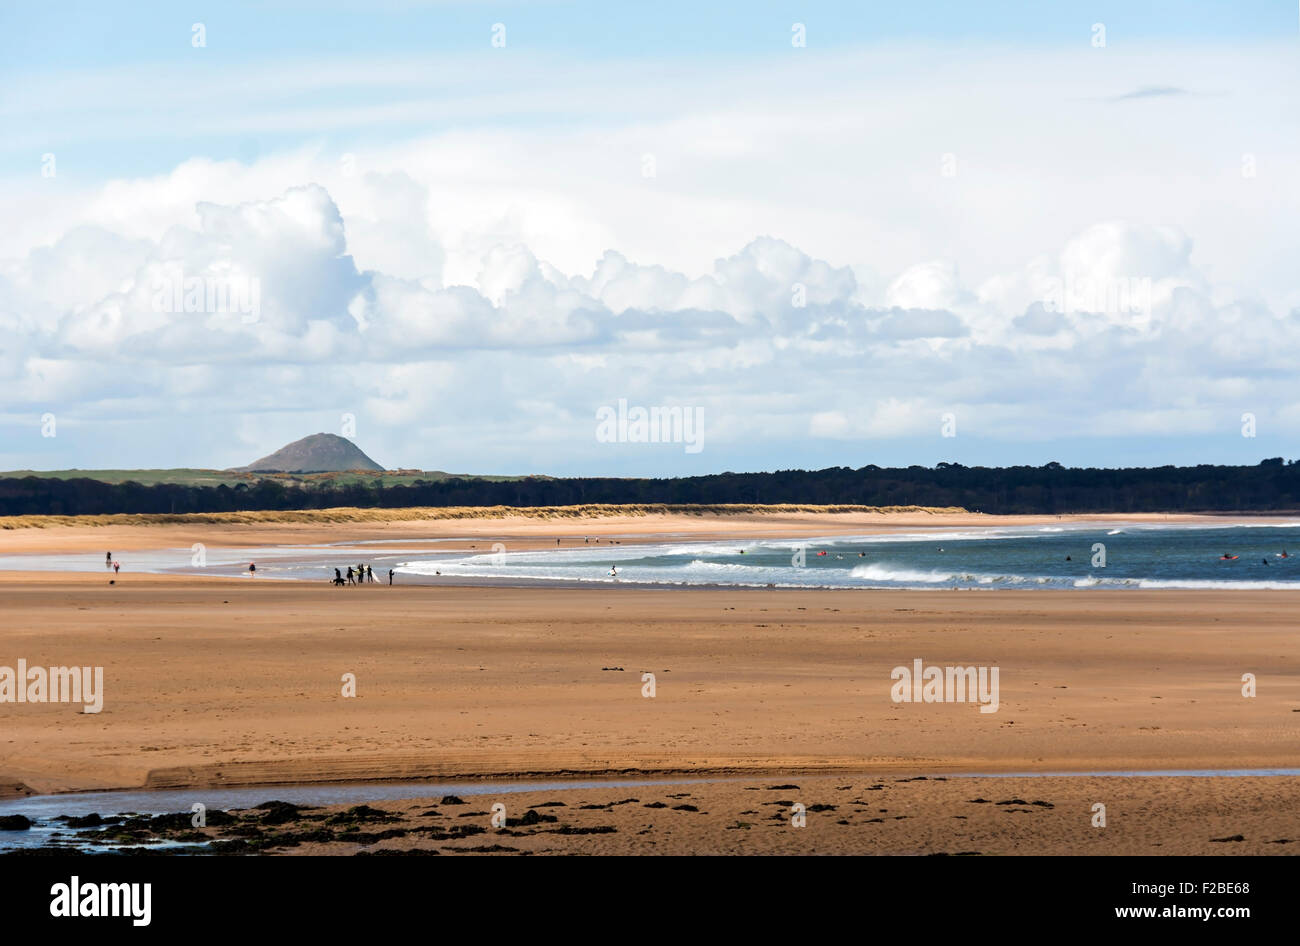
106;552;112;569
366;565;374;583
347;566;355;585
388;568;394;585
249;562;256;577
113;561;120;574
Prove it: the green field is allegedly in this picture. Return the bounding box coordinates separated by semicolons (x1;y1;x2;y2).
0;469;539;487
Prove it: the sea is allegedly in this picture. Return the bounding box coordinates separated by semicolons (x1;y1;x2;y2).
5;521;1300;590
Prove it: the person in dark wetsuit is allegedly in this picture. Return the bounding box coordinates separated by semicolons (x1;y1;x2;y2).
347;566;355;585
106;551;112;569
388;568;394;585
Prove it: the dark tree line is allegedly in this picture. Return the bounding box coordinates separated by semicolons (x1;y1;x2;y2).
3;458;1300;516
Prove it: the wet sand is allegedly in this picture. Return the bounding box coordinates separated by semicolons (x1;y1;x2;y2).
202;774;1300;855
11;775;1298;856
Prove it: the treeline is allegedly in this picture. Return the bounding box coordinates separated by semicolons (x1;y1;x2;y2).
3;459;1300;517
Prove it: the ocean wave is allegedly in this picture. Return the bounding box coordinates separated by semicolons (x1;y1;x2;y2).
849;563;954;583
685;559;758;571
1135;578;1300;590
848;562;1052;585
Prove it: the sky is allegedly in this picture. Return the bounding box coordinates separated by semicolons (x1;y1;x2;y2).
1;1;1297;475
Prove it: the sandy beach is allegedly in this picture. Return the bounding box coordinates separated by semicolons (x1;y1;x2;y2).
0;508;1246;556
2;511;1298;854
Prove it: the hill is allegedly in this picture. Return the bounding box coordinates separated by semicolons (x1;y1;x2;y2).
234;433;384;473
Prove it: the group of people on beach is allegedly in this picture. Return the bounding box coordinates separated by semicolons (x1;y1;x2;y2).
332;564;394;586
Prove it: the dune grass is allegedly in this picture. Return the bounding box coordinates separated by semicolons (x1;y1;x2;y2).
0;503;968;530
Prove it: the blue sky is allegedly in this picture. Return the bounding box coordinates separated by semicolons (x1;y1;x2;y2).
1;2;1297;474
2;1;1291;176
3;0;1287;70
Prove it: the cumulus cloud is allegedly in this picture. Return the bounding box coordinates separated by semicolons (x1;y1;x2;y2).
886;261;970;312
1;175;1294;473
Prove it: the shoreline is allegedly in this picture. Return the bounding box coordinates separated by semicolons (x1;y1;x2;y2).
5;510;1300;591
9;761;1300;804
6;773;1298;856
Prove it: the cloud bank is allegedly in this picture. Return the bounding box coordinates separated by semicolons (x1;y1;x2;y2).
2;40;1295;473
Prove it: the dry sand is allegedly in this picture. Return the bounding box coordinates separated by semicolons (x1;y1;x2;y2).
1;510;1297;854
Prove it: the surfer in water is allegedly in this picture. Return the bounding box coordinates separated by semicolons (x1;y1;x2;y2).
1220;553;1238;560
608;565;618;578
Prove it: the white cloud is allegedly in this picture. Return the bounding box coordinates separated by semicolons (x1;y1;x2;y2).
4;177;1295;472
2;39;1297;471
